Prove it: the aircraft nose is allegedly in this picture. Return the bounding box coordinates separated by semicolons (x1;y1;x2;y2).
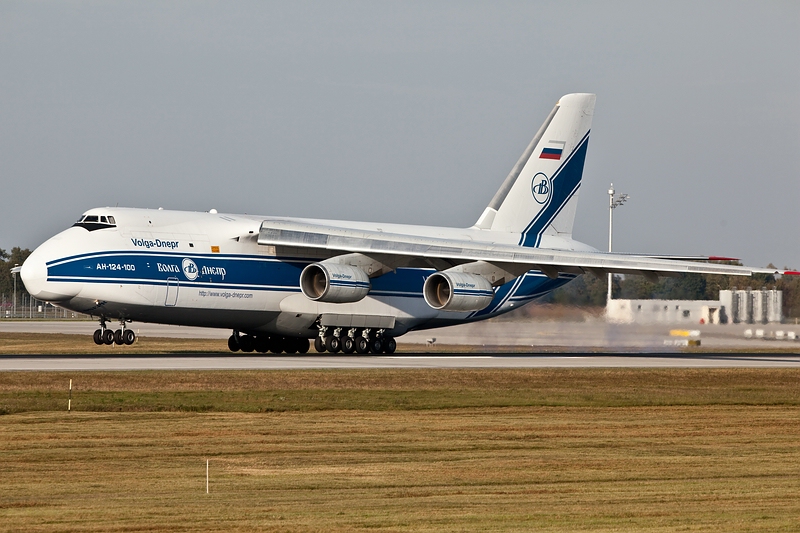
21;240;81;302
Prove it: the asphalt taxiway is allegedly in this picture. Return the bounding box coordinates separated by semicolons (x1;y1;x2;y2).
3;319;799;349
2;319;798;370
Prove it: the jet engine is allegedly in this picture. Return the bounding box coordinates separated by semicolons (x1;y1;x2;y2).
299;262;370;303
423;271;494;312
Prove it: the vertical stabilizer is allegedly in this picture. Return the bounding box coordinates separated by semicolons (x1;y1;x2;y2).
474;93;595;247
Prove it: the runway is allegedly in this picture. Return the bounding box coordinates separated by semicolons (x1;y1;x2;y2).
2;353;800;370
3;319;800;349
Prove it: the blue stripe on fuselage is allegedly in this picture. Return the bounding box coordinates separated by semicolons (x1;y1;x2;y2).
45;251;578;316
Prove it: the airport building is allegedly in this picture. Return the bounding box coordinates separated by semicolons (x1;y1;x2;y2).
606;289;783;325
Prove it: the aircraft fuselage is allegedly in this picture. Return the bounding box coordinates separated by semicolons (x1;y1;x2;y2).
21;207;580;339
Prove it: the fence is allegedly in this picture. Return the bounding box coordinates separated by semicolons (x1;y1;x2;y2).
0;292;89;320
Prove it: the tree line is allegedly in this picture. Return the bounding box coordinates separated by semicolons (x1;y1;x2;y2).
545;265;800;318
2;249;799;318
0;248;32;307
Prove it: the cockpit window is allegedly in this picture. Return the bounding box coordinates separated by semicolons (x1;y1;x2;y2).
72;214;117;231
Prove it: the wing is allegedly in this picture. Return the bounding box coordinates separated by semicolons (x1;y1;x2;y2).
257;219;782;279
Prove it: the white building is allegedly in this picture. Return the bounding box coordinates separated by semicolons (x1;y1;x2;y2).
606;289;782;325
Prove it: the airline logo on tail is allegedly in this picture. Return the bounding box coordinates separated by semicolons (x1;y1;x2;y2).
539;140;566;160
531;173;552;205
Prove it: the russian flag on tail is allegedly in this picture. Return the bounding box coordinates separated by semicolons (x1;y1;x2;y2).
539;140;566;160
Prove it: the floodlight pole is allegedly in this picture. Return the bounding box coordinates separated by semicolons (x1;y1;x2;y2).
12;264;18;319
607;185;629;304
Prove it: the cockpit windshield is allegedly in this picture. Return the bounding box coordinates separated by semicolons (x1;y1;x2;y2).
73;214;117;231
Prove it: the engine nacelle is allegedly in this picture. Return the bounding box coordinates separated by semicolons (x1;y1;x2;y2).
423;271;494;312
299;262;370;303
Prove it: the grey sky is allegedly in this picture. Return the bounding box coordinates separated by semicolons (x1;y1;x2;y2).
2;1;798;268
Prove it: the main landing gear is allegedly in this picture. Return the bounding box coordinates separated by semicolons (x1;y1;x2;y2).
92;318;136;346
227;331;310;354
314;327;396;354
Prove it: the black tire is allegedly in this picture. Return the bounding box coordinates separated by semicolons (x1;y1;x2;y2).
384;337;396;354
296;338;310;354
102;329;115;345
314;336;325;353
93;329;103;345
123;329;136;345
284;338;297;354
325;336;341;353
270;337;283;354
228;335;240;352
255;336;271;353
113;329;123;345
239;335;255;353
342;337;355;354
355;337;370;354
369;337;384;354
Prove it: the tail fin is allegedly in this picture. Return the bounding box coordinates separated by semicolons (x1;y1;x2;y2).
474;93;595;247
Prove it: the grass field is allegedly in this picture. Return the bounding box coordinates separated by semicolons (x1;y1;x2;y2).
2;369;800;532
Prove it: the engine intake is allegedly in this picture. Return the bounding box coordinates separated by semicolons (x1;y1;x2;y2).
423;272;494;312
300;263;370;303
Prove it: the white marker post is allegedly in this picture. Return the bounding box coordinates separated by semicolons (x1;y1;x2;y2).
206;460;209;494
68;379;72;412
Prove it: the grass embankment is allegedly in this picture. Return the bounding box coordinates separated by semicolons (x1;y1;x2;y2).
3;331;800;354
0;332;230;354
0;332;528;354
2;369;800;532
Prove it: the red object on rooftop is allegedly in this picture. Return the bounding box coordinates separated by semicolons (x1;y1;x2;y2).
707;256;739;261
783;271;800;276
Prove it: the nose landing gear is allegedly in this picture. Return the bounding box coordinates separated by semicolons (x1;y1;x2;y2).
92;318;136;346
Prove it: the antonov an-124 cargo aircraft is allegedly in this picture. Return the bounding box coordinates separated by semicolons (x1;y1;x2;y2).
19;93;788;353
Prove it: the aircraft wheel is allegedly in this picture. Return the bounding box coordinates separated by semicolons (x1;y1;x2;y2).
239;335;255;353
369;337;384;354
284;338;297;354
341;337;355;354
314;336;325;353
114;329;124;345
227;334;240;352
270;337;283;354
383;337;396;354
93;329;103;345
296;338;310;354
255;336;271;353
325;336;341;353
102;329;115;345
355;337;370;354
123;329;136;345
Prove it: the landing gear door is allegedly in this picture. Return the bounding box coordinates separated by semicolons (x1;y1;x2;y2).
165;277;179;306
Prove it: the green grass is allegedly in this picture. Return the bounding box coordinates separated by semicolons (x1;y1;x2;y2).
1;369;800;532
1;369;800;414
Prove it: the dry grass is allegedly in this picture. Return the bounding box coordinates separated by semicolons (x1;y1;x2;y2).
3;331;800;356
1;370;800;531
0;332;553;354
0;332;230;354
2;406;799;532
